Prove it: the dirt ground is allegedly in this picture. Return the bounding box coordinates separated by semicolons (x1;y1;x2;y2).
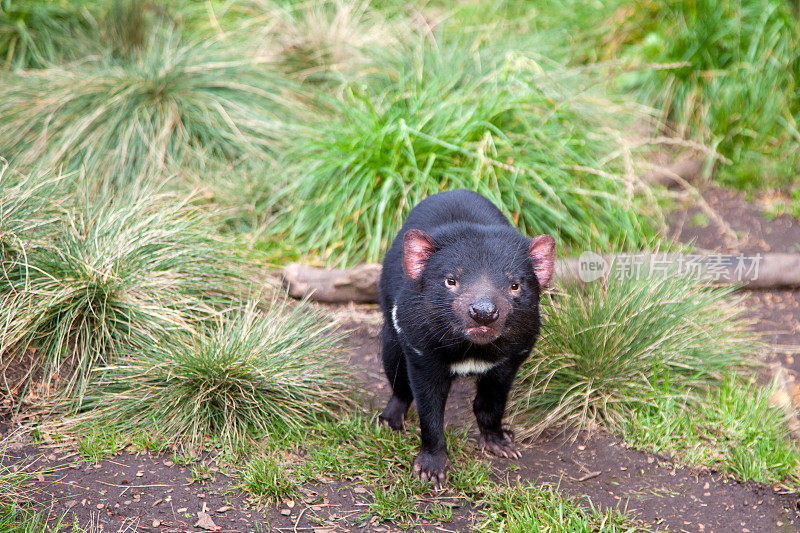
3;184;800;532
668;186;800;381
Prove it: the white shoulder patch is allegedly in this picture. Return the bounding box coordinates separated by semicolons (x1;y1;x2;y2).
450;359;497;376
391;304;402;334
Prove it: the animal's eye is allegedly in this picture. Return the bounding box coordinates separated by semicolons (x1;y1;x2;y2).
510;282;521;291
445;277;457;287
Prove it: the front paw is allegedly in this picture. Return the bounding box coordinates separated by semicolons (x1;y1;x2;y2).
378;396;408;431
412;451;452;489
479;428;521;459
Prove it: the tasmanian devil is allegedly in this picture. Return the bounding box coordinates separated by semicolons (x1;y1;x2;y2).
378;189;555;488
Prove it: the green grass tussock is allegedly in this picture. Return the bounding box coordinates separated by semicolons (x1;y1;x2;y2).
68;300;352;449
622;375;800;485
0;163;61;260
273;40;660;266
512;270;753;434
241;454;297;503
0;0;184;70
578;0;800;188
0;186;239;404
478;482;641;533
243;0;401;84
0;26;294;189
0;0;96;69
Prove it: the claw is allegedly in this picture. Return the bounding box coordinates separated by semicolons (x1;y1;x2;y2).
377;413;404;432
413;452;451;489
479;428;521;460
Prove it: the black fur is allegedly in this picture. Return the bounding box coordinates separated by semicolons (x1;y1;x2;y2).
378;189;554;487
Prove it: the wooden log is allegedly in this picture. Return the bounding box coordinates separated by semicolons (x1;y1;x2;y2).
281;262;382;303
558;253;800;289
282;253;800;303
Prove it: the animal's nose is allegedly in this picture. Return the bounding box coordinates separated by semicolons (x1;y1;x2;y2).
468;297;499;325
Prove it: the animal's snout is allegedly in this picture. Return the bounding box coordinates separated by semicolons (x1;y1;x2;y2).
468;297;499;325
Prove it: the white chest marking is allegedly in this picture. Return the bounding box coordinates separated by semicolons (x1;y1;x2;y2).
391;304;402;335
450;359;497;376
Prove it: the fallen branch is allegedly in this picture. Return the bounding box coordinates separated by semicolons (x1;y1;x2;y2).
281;262;381;303
282;253;800;303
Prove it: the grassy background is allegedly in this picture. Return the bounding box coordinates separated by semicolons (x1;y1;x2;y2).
272;39;660;264
4;0;797;260
1;0;670;265
591;0;800;190
440;0;800;190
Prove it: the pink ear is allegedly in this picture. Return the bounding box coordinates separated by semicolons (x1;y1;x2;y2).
403;229;436;280
528;234;555;287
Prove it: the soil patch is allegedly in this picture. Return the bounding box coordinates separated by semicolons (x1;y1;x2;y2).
668;185;800;379
668;186;800;255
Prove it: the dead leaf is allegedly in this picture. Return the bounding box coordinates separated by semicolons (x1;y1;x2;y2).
194;511;221;531
216;505;231;513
